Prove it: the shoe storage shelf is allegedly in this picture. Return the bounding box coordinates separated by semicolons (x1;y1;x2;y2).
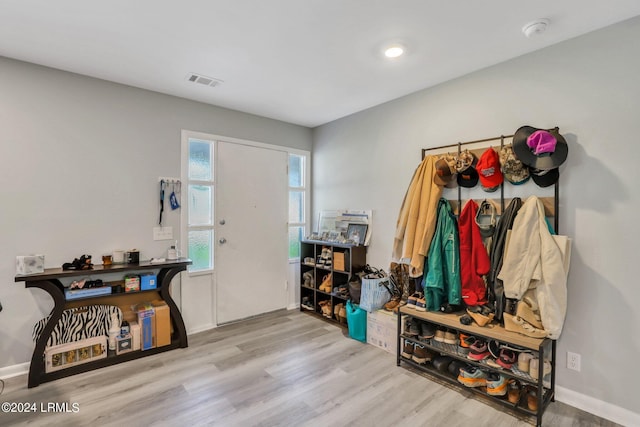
14;259;191;388
299;240;366;326
397;307;555;427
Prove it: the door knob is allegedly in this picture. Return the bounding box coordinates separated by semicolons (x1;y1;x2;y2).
219;238;227;244
219;219;226;225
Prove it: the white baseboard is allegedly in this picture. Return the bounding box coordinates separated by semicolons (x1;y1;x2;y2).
287;303;299;310
186;323;217;335
556;385;640;427
0;362;29;380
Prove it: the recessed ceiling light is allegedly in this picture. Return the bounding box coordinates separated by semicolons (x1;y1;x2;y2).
384;45;405;59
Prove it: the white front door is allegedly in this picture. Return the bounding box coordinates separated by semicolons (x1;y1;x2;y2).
215;141;288;324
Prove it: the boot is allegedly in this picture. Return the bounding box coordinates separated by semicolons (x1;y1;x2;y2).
339;304;347;324
334;303;344;323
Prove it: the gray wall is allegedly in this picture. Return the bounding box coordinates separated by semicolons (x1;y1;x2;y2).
313;17;640;421
0;57;311;368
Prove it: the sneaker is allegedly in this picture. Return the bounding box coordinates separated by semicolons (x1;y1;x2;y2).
443;329;458;345
412;344;434;364
457;366;487;388
486;373;508;396
497;348;517;369
467;338;490;361
418;322;436;340
301;296;314;310
415;296;426;312
529;358;552;388
406;292;420;309
401;341;414;359
517;352;534;372
434;328;446;342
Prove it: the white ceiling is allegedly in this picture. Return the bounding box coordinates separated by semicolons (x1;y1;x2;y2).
2;1;640;128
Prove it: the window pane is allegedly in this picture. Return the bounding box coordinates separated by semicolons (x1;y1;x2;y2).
289;191;304;223
188;230;213;271
288;226;303;259
189;139;212;181
288;154;304;187
188;185;212;226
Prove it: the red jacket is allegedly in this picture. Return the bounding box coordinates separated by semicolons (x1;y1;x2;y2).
458;200;490;306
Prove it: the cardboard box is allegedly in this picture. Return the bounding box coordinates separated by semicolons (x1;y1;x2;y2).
367;310;405;355
140;273;157;290
44;336;107;373
129;320;141;351
134;303;155;350
16;255;45;275
334;252;347;271
151;300;171;347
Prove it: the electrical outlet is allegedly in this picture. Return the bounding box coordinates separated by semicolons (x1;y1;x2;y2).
567;351;581;371
153;226;173;241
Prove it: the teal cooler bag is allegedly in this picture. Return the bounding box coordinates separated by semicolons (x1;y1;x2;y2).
346;300;367;342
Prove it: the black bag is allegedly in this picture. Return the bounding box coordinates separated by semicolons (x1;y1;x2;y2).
348;274;362;304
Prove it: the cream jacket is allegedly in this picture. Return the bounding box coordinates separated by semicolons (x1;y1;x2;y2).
497;196;571;339
392;155;442;277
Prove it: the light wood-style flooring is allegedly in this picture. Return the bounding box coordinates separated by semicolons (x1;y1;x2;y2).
0;309;620;426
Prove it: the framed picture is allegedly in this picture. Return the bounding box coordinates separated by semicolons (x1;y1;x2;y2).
347;224;368;246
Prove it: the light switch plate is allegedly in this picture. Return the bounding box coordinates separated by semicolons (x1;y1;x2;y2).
153;226;173;240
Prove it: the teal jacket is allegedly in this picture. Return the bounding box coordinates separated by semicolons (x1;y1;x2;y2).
422;198;461;311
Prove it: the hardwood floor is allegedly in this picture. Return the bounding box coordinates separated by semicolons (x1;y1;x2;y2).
0;310;620;427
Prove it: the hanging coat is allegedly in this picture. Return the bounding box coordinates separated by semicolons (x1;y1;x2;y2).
458;200;490;306
497;196;569;339
392;155;443;277
488;197;522;321
422;198;461;311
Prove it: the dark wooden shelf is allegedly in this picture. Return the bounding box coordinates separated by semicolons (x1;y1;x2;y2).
15;259;192;388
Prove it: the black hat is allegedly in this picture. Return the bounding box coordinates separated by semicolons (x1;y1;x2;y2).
457;166;479;188
512;126;568;170
529;167;559;187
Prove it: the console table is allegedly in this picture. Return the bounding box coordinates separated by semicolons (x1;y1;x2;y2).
15;258;191;388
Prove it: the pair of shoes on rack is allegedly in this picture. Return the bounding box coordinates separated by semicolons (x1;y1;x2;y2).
334;303;346;324
401;341;434;365
318;300;332;319
318;274;332;292
434;328;457;345
302;271;314;288
317;246;332;268
301;296;314;311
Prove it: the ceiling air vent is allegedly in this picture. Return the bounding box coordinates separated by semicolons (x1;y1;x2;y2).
186;73;223;88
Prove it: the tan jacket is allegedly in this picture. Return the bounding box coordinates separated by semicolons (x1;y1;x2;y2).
392;155;443;277
497;196;571;339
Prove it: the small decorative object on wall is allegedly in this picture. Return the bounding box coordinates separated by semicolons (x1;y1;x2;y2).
347;224;368;246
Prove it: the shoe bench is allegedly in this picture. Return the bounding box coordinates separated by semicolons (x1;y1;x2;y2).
396;306;555;427
299;240;366;326
15;259;191;388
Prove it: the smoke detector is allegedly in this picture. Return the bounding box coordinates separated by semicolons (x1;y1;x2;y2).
522;19;550;38
186;72;223;88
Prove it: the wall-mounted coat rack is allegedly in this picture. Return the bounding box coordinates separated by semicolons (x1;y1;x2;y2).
421;127;560;233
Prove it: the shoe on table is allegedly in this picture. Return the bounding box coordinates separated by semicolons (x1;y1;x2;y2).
384;295;401;311
503;313;547;339
406;292;421;310
415;296;426;312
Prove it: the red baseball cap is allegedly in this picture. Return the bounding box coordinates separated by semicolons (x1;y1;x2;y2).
476;148;503;191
